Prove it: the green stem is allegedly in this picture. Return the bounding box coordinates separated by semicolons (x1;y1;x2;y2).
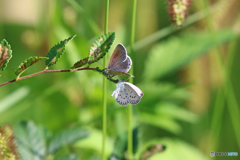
210;88;225;154
128;0;137;159
102;0;109;160
211;39;240;157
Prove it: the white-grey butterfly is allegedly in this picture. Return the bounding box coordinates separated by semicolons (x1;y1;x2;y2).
106;43;133;77
111;80;144;106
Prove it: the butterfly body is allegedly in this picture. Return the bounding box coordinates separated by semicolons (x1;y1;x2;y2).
111;80;144;106
107;70;133;77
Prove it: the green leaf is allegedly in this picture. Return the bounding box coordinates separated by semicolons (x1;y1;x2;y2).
154;102;199;123
140;113;182;134
71;57;89;69
109;132;127;160
14;121;46;160
15;56;48;76
109;128;139;160
143;30;235;81
53;154;78;160
88;32;116;65
45;35;76;67
48;127;90;154
0;39;12;71
139;83;190;103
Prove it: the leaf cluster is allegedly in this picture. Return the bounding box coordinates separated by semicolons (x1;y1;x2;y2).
0;32;124;85
13;120;90;160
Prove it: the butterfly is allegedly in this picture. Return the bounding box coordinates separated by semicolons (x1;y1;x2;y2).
111;80;144;106
106;43;133;77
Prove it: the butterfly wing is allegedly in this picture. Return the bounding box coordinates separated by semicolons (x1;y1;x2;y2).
108;56;132;77
108;44;128;71
111;88;118;97
115;88;129;106
112;55;132;72
123;82;144;105
125;56;132;72
111;82;129;106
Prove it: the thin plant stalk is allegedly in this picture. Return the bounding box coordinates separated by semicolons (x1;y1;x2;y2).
102;0;109;160
0;67;96;87
128;0;137;159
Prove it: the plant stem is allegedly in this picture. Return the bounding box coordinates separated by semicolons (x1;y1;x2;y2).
128;0;137;159
210;88;225;152
0;67;96;87
102;0;109;160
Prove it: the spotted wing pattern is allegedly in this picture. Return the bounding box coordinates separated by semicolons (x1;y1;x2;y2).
111;81;144;106
124;82;144;105
108;44;127;70
113;83;129;106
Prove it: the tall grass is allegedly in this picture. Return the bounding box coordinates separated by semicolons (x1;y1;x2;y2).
202;0;240;155
128;0;137;159
102;1;109;160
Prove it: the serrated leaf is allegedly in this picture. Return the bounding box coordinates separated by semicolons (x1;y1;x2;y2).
14;121;46;160
45;35;76;67
15;56;48;76
71;57;89;69
88;32;116;64
143;30;235;81
53;154;78;160
48;127;90;154
0;39;12;71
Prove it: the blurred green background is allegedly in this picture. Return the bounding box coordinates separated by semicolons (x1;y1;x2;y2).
0;0;240;159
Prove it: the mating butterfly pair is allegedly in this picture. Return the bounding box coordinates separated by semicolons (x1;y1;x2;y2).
107;44;144;106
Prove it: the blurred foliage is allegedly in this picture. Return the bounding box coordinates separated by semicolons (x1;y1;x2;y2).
109;128;139;160
13;120;89;160
143;30;235;81
0;0;240;159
